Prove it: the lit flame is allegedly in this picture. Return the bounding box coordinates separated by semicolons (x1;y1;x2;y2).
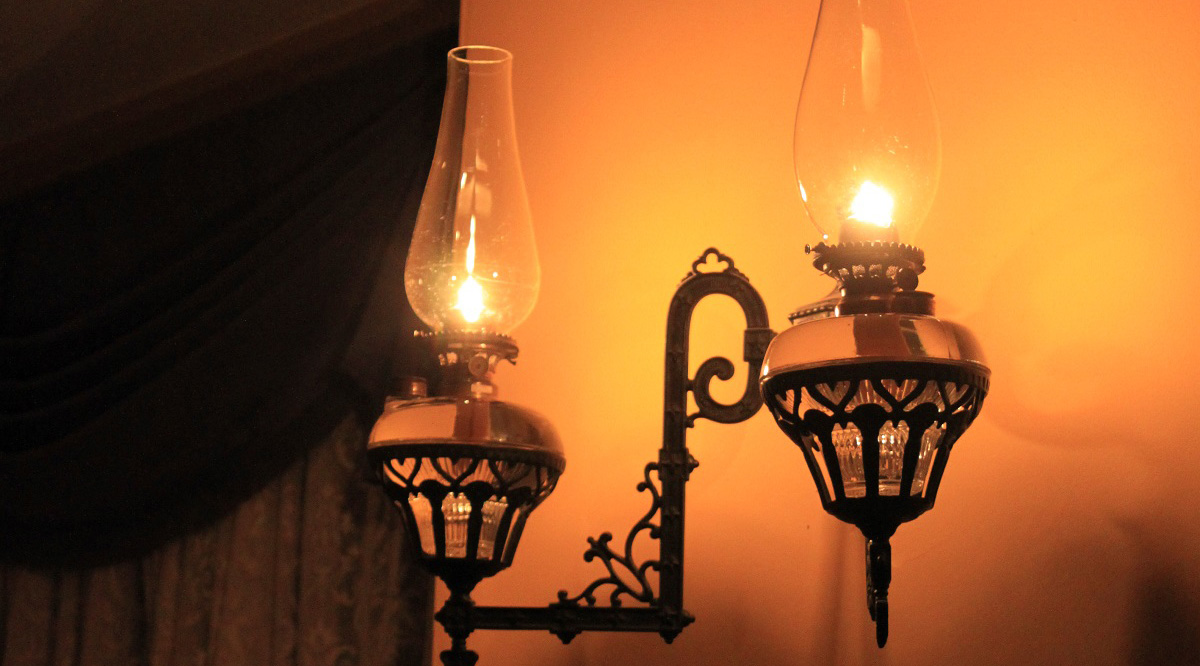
848;180;894;228
454;215;486;323
455;275;485;323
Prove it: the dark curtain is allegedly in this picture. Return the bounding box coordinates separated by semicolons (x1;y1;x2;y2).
1;416;433;665
0;1;454;663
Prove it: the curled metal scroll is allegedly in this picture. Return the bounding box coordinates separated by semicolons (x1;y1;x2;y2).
554;461;664;609
673;248;775;429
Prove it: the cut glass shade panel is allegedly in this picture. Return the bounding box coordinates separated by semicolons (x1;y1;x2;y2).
833;423;867;498
405;495;437;556
477;498;509;560
442;493;472;558
910;422;946;496
878;421;909;496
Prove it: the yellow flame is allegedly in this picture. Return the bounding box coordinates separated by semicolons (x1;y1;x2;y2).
454;215;486;323
455;275;485;323
465;215;477;274
848;180;894;228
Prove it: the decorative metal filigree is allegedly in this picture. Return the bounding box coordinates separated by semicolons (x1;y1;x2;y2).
553;461;668;608
688;246;746;279
764;362;988;525
761;360;989;646
371;444;562;593
415;331;521;396
807;241;926;292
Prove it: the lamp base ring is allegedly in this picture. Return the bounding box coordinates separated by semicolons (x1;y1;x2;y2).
807;241;926;293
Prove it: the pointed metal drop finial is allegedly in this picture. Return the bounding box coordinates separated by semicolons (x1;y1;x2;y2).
866;537;891;647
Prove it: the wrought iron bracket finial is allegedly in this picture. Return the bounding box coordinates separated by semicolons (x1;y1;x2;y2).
866;537;891;647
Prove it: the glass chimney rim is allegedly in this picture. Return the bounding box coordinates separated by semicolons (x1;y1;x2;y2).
449;45;513;66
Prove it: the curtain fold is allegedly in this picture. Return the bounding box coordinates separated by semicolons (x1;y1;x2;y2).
0;3;453;562
0;1;454;664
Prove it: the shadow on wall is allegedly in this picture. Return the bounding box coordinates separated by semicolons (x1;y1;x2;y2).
960;143;1200;666
975;145;1200;452
1128;526;1200;666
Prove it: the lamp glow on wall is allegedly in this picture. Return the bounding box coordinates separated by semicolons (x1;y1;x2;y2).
368;2;989;661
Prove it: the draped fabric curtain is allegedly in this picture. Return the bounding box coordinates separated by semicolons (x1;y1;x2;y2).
1;417;432;665
0;1;455;663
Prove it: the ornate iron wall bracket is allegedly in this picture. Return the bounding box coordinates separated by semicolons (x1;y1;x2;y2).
435;249;772;664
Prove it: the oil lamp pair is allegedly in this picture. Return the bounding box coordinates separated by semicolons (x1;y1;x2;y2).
367;2;989;662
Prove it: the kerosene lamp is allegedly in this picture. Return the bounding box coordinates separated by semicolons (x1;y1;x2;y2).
368;45;564;603
759;0;989;645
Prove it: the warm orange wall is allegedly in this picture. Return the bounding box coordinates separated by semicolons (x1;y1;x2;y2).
453;1;1200;664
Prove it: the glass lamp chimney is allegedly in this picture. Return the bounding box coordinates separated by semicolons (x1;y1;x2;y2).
405;46;540;334
794;0;942;245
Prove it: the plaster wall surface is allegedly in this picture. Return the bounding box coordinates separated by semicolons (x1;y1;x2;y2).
452;2;1200;664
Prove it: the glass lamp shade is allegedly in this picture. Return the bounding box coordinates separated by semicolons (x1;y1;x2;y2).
760;309;988;538
368;396;564;593
405;45;540;334
794;0;941;245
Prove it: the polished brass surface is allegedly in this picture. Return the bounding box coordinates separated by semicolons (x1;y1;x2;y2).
834;290;935;317
420;330;521;398
807;241;926;293
368;395;564;470
761;312;988;383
